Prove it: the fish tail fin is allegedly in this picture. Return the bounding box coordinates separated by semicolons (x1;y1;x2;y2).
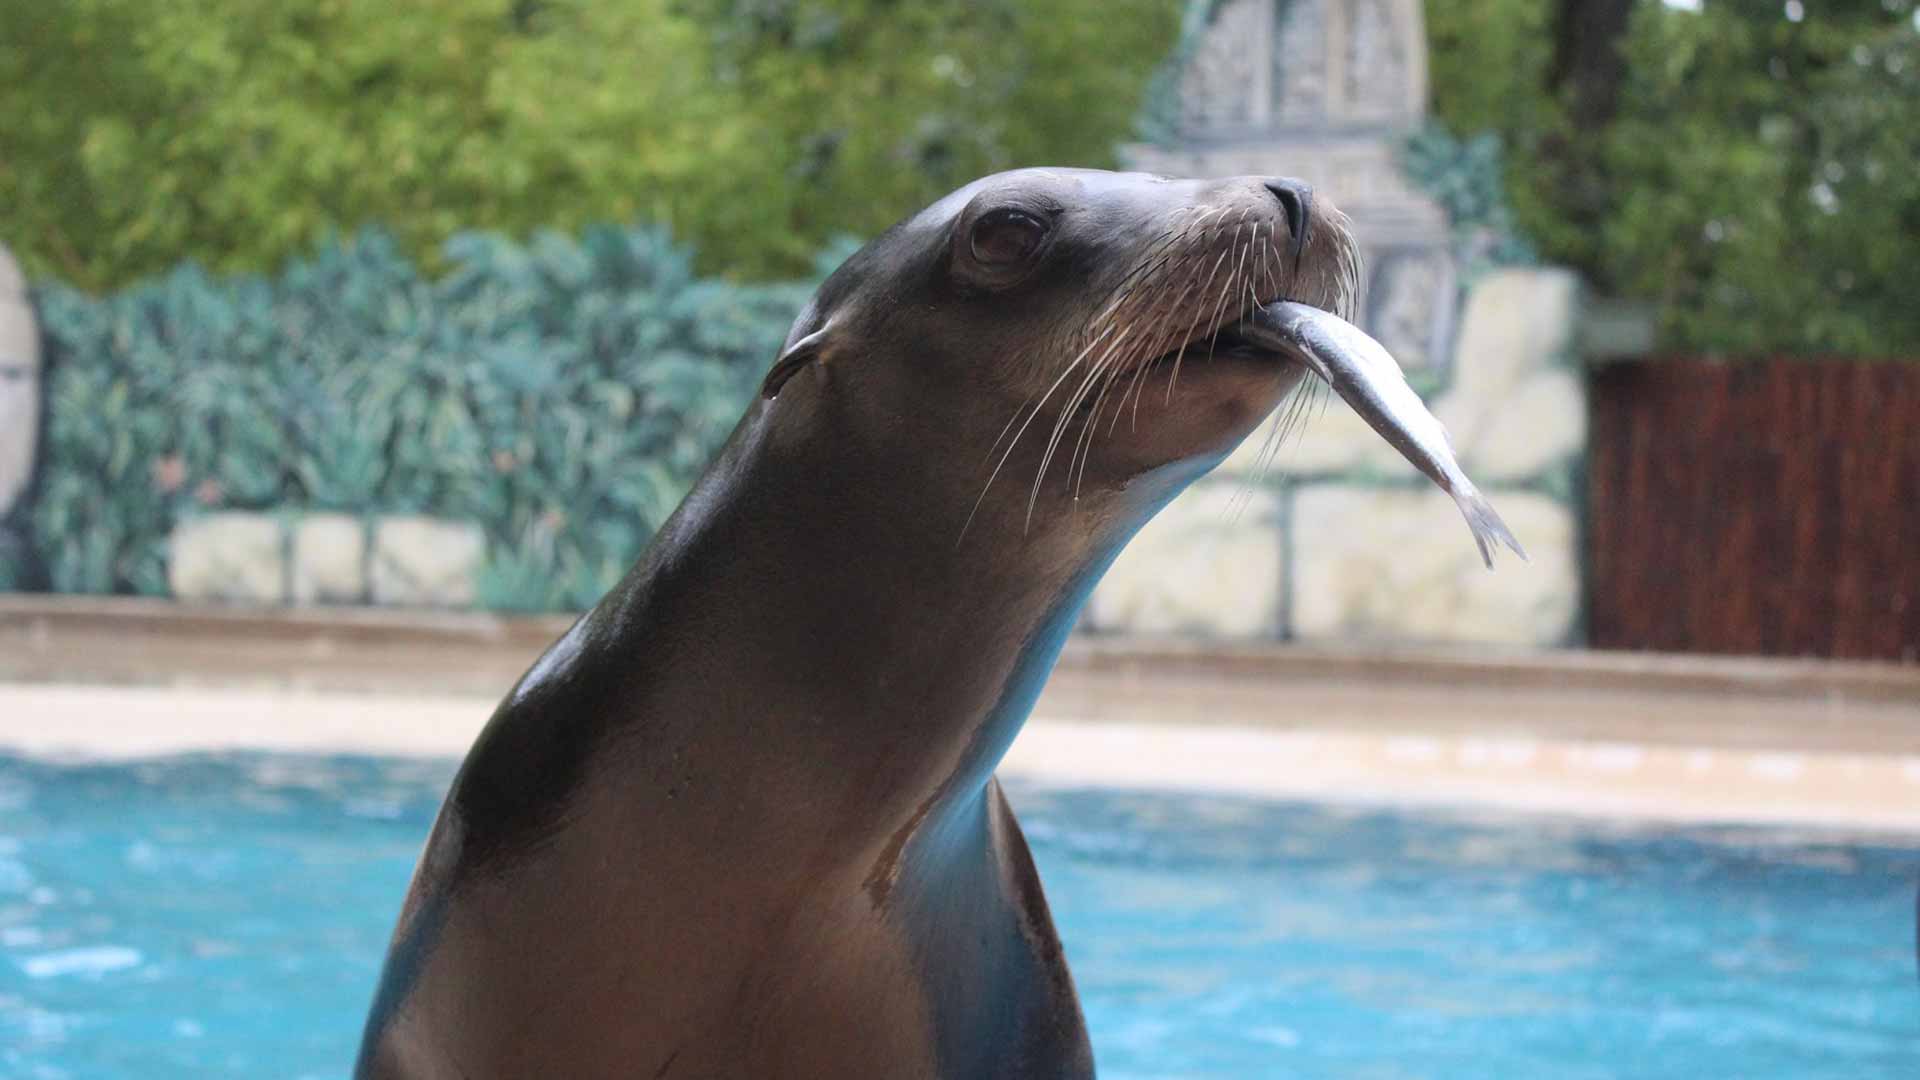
1451;484;1529;570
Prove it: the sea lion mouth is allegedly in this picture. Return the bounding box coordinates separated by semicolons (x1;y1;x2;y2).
1185;317;1270;360
1106;299;1304;392
966;176;1511;556
1105;294;1313;387
1114;295;1526;568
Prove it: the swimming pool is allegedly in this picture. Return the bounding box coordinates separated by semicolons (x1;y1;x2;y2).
1;753;1914;1079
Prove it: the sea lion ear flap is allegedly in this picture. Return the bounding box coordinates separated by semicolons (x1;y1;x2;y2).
761;323;835;400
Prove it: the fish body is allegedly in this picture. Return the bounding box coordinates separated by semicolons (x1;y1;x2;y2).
1241;300;1528;568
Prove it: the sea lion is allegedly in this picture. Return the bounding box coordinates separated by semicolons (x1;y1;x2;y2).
355;167;1509;1078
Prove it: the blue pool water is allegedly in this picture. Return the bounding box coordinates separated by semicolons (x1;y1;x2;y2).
0;754;1914;1079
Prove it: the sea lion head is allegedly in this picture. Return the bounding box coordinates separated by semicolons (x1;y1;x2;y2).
758;167;1361;533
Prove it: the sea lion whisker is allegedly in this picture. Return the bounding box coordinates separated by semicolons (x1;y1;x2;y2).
1180;221;1249;403
1028;326;1136;526
1268;373;1316;461
1073;334;1149;480
1261;228;1281;299
1119;351;1179;439
1232;374;1313;516
1229;362;1300;515
1072;314;1173;495
1097;235;1180;310
1103;219;1191;291
1084;241;1212;443
968;379;1084;543
1115;337;1161;437
976;395;1040;476
1169;243;1237;404
1240;224;1261;309
959;323;1119;543
1144;244;1221;417
1034;365;1109;519
1261;373;1328;495
1233;378;1313;518
1186;204;1228;230
1260;223;1282;304
1135;298;1199;425
1067;343;1141;496
1143;252;1229;426
1068;352;1133;498
1092;229;1195;322
1109;268;1205;437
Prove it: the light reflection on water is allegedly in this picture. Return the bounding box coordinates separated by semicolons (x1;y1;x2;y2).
0;754;1915;1079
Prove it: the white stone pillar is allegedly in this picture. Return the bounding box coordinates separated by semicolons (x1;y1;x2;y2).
0;244;40;534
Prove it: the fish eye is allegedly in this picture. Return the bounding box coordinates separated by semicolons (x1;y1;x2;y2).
969;208;1049;266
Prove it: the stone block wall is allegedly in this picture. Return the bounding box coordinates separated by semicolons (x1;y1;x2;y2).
9;224;1584;646
166;512;483;609
1086;268;1585;648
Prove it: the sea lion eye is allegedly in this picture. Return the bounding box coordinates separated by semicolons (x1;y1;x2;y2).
969;209;1048;265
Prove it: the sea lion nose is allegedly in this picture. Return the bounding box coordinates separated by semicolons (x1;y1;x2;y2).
1262;177;1313;262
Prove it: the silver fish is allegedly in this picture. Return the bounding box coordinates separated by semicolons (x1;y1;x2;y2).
1241;300;1528;569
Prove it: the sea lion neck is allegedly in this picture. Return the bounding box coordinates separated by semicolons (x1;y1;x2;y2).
472;387;1148;874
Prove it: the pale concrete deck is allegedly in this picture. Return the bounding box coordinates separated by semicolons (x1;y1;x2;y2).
4;597;1918;834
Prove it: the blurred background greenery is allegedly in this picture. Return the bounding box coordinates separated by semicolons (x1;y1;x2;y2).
1427;0;1920;356
0;0;1178;287
3;0;1917;610
5;0;1915;355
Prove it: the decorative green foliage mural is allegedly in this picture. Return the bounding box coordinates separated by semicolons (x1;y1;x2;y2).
28;228;817;610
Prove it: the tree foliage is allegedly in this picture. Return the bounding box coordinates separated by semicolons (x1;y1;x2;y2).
1426;0;1920;357
0;0;1179;291
10;1;1915;355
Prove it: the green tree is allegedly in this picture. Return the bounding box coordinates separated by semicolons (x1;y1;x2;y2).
0;0;1180;291
1600;0;1920;354
683;0;1182;271
1425;0;1920;357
